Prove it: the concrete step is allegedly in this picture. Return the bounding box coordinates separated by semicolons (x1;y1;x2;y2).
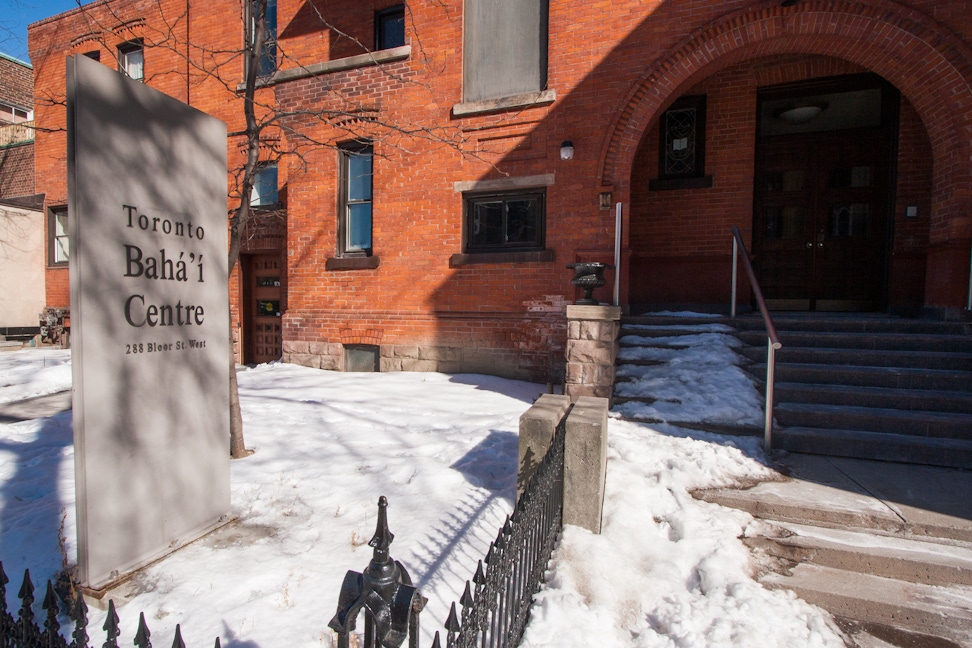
774;403;972;439
773;428;972;469
738;346;972;371
731;315;970;336
736;330;972;353
750;522;972;588
761;564;972;647
753;362;972;392
773;383;972;415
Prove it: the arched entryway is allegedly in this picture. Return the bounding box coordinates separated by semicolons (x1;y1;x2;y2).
602;0;972;314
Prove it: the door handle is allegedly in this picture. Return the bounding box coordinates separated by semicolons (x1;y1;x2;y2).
817;242;824;248
806;242;813;248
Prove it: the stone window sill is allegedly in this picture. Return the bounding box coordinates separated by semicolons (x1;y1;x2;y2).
450;250;554;267
452;90;556;118
326;256;380;271
648;175;713;191
240;46;411;90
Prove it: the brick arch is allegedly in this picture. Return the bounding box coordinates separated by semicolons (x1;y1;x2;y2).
600;0;972;242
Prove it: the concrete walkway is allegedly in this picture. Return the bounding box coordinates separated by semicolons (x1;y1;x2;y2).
0;389;72;423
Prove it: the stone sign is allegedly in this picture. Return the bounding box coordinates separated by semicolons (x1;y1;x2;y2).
67;55;230;590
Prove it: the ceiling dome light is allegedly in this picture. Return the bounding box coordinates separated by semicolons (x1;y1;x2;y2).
774;101;828;124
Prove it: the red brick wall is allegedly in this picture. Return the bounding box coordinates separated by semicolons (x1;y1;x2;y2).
27;0;972;371
0;143;34;197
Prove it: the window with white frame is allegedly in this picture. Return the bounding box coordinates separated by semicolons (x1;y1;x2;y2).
338;142;373;255
250;163;279;207
49;206;69;266
118;40;144;81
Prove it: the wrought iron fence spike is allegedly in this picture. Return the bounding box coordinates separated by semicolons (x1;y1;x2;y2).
71;591;89;648
460;581;474;609
430;631;441;648
484;544;494;566
473;561;486;587
42;581;60;612
170;624;186;648
134;612;152;648
103;599;120;647
213;637;220;648
445;602;460;633
19;568;34;601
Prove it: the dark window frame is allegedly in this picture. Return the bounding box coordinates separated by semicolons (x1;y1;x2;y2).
117;39;144;82
650;95;713;191
376;5;406;50
463;190;546;253
337;141;374;257
48;206;69;267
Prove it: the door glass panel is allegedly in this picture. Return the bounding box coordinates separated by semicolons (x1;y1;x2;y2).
851;166;871;187
828;204;869;237
765;206;806;239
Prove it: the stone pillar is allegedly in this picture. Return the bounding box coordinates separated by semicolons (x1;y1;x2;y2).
517;393;571;500
564;396;609;534
565;305;621;403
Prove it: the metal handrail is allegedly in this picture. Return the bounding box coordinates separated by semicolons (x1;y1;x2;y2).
730;226;782;452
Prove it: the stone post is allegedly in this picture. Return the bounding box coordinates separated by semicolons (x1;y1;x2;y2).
517;393;571;500
564;396;609;534
565;305;621;403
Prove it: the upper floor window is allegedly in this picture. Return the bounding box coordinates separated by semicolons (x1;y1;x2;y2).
376;5;405;50
118;40;144;81
338;143;373;255
49;206;69;266
250;163;279;207
464;191;544;252
0;103;31;124
250;0;277;77
462;0;548;103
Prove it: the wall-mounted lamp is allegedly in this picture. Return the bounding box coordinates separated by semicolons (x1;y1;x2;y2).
560;140;575;160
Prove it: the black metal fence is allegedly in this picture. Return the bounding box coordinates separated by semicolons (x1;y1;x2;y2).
0;564;217;648
1;415;567;648
331;415;567;648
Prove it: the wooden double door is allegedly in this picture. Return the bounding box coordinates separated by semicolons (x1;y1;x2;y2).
752;77;897;311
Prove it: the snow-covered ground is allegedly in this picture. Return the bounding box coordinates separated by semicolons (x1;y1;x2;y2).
0;344;847;647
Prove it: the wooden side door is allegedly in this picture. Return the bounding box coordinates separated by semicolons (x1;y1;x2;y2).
243;254;282;364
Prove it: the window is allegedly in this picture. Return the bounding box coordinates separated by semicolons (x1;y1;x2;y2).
250;163;279;207
250;0;277;77
118;40;144;81
465;191;544;252
376;5;405;50
463;0;548;103
650;95;711;190
48;206;69;266
338;143;373;255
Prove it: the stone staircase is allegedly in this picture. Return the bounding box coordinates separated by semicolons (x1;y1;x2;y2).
732;313;972;469
700;455;972;647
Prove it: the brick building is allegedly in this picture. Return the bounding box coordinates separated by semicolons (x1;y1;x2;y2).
28;0;972;381
0;52;45;332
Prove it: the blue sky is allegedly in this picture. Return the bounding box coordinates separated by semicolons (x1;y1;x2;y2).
1;0;93;64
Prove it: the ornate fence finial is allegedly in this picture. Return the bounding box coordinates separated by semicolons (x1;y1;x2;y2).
329;497;426;648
